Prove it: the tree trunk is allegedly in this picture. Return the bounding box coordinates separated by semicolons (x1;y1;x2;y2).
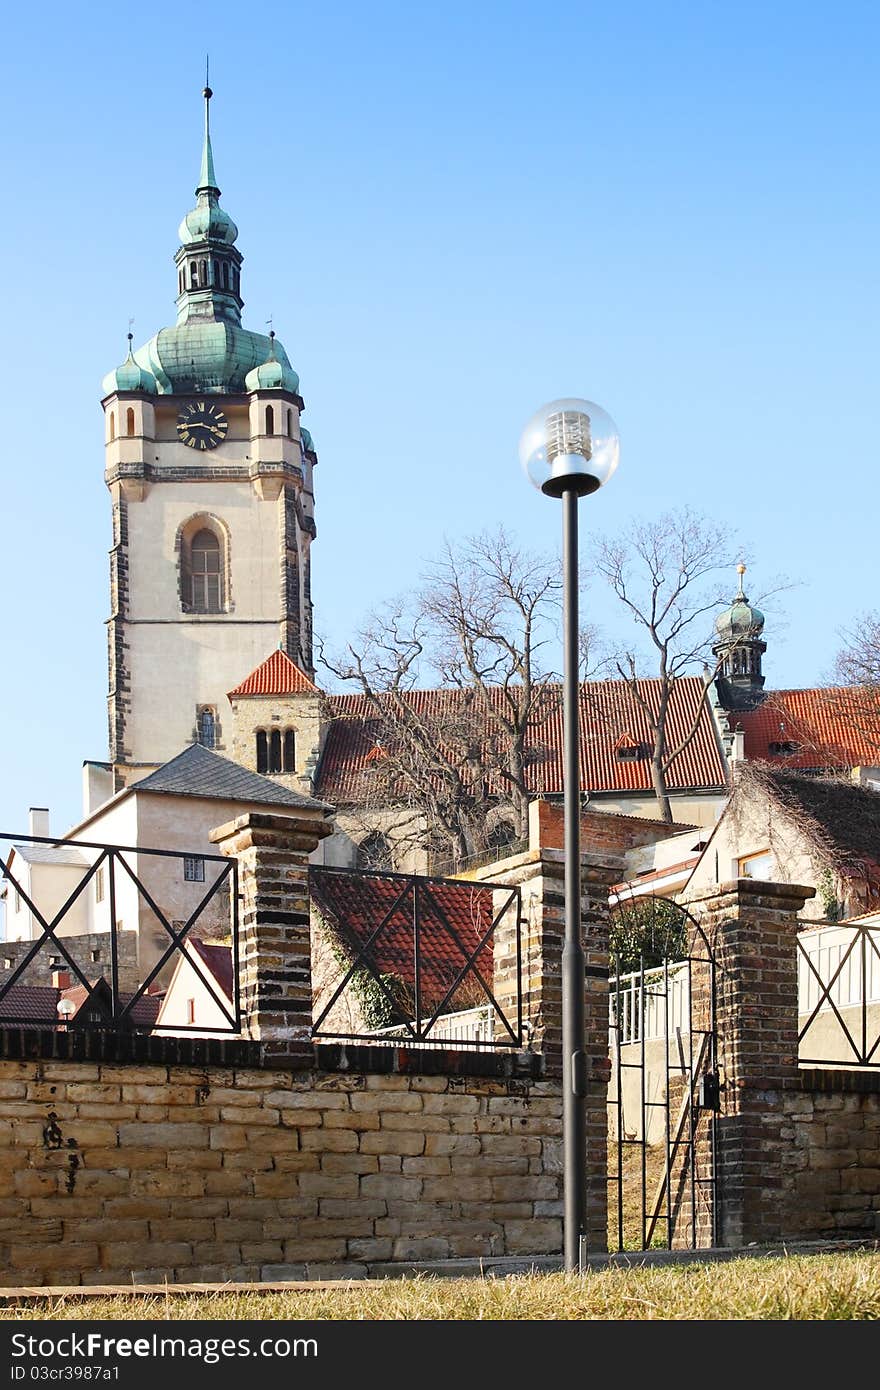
650;753;673;823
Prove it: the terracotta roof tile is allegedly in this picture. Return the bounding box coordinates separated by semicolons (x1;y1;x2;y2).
734;689;880;770
228;650;321;699
317;677;727;804
311;871;494;1018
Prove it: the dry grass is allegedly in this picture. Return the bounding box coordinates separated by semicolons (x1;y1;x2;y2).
3;1252;880;1321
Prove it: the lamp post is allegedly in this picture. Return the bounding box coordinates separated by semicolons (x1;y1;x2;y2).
520;398;620;1272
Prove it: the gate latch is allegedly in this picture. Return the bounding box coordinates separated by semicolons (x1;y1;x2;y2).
696;1071;721;1111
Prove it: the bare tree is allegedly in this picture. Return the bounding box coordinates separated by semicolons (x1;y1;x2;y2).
319;529;565;869
594;508;761;822
825;613;880;754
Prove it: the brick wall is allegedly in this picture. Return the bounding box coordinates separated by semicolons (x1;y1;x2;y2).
0;1057;562;1286
529;800;681;856
780;1071;880;1239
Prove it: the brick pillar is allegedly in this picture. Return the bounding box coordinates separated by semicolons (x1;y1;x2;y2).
686;878;815;1247
210;806;334;1059
476;843;618;1253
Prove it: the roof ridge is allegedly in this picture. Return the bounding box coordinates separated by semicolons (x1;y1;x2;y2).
228;648;322;699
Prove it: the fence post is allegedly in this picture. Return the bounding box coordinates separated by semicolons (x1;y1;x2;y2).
685;877;815;1247
210;805;334;1059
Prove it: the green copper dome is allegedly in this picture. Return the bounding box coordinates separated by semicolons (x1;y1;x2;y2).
179;201;238;247
102;339;158;396
244;334;300;393
300;426;315;453
133;322;297;395
715;567;764;638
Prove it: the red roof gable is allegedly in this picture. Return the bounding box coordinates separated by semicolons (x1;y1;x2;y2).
228;650;321;699
317;677;727;803
734;689;880;771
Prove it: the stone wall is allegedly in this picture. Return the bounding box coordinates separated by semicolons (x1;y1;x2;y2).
0;1056;562;1287
0;931;139;994
780;1070;880;1239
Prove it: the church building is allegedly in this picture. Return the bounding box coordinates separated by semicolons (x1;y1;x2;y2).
100;84;317;794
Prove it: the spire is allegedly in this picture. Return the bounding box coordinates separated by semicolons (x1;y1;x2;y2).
197;74;219;196
735;562;747;601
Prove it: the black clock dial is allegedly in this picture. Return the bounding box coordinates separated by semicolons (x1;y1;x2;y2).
177;401;228;450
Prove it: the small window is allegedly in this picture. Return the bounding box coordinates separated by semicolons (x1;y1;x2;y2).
265;404;275;436
49;955;60;968
90;948;101;963
256;730;269;774
356;831;394;872
3;957;12;969
14;889;21;913
769;740;798;756
616;744;646;762
126;407;135;437
199;259;207;286
197;708;216;748
95;867;105;904
190;263;199;288
184;856;205;883
221;262;229;289
108;411;115;442
738;850;775;880
287;409;293;438
186;999;196;1025
269;729;282;773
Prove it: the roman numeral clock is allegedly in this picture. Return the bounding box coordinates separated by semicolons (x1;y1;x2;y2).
177;401;229;450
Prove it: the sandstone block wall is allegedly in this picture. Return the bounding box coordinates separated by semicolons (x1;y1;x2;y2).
0;1058;563;1286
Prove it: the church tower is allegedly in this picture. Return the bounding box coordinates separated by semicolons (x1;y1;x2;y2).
101;86;318;789
712;564;767;711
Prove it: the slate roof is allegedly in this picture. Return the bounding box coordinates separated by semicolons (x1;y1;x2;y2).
8;843;89;868
733;689;880;771
130;743;329;810
0;979;161;1029
316;677;727;804
228;650;322;699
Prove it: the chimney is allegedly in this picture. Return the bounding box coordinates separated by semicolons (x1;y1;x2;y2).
51;970;71;990
29;808;50;838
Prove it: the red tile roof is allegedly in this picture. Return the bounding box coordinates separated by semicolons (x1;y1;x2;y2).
310;870;495;1018
734;689;880;770
228;649;321;699
317;677;727;803
190;939;234;1002
0;978;161;1028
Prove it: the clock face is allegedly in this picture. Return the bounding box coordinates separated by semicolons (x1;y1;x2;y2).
176;401;228;450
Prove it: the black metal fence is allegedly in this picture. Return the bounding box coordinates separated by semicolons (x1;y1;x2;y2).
0;832;240;1034
798;919;880;1067
309;865;523;1049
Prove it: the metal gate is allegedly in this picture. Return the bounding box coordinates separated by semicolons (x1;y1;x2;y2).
607;896;720;1252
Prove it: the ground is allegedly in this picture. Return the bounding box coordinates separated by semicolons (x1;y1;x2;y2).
2;1252;880;1320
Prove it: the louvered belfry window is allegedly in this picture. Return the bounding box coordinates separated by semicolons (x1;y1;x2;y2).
190;530;222;613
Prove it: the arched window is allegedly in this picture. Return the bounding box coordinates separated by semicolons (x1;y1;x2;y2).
109;411;115;442
190;263;199;288
287;409;293;438
199;259;207;286
221;262;229;288
283;729;295;772
356;831;394;872
197;707;216;748
126;407;135;437
269;729;282;774
178;269;184;294
265;405;275;436
189;529;222;612
256;731;268;774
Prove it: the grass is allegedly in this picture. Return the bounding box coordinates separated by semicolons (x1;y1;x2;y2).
3;1252;880;1320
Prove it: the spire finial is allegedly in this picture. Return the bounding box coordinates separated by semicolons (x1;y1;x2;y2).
126;319;135;358
198;63;218;194
736;562;747;599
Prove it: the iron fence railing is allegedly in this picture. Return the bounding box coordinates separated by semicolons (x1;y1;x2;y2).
309;865;522;1049
0;832;240;1034
797;919;880;1067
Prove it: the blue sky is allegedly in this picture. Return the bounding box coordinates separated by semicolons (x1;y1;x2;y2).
0;0;877;836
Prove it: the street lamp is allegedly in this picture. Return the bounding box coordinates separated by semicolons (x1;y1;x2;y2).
520;398;620;1272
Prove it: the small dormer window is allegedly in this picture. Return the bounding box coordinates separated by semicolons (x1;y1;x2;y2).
769;740;798;756
616;743;647;762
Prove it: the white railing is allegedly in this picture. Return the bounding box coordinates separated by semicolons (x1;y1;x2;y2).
798;922;880;1015
373;1004;495;1048
609;963;691;1046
